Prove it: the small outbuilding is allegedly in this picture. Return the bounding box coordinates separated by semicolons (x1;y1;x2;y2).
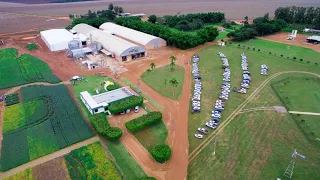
99;22;167;49
80;87;135;115
40;29;86;52
306;36;320;44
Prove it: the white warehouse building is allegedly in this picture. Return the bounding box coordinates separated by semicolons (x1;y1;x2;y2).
72;24;146;62
80;87;136;115
99;22;167;49
40;29;86;52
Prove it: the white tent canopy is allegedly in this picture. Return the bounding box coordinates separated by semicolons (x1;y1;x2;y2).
40;29;86;52
99;22;166;48
72;24;145;57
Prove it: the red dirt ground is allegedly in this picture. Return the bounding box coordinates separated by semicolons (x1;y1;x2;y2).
32;157;70;180
258;32;320;52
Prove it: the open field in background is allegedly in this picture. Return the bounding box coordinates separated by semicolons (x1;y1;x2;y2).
235;39;320;64
132;120;168;152
104;140;147;180
141;65;185;100
121;77;163;110
0;48;60;90
70;76;147;179
1;84;94;171
188;40;320;152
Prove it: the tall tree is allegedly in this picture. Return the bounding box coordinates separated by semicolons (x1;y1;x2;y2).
169;77;178;97
244;16;248;22
114;6;119;15
148;15;157;24
108;3;114;11
150;62;156;70
118;7;124;14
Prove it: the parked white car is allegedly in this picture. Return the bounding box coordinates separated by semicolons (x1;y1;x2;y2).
195;134;203;139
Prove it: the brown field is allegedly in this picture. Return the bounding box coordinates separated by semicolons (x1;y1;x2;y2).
32;157;70;180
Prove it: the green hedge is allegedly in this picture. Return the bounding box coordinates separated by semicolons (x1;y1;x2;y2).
109;96;143;114
151;144;172;163
90;114;122;141
125;111;162;132
139;177;156;180
107;82;121;91
25;44;37;51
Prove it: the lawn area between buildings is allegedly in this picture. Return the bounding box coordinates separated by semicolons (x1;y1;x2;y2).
70;76;147;180
141;65;184;100
132;119;168;152
188;40;320;179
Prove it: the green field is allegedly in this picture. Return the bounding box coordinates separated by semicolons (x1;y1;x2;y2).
0;48;60;89
0;85;94;171
141;65;185;100
188;39;320;179
132;120;168;152
65;142;121;180
236;39;320;65
104;140;147;180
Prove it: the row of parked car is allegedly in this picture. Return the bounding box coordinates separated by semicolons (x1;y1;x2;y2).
261;64;268;75
238;53;251;94
191;54;202;113
195;52;231;139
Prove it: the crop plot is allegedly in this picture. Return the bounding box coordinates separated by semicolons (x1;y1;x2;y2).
0;48;60;90
0;84;94;171
5;93;19;106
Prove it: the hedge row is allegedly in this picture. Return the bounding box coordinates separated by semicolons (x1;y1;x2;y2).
90;114;122;141
125;111;162;132
151;144;172;163
109;96;143;114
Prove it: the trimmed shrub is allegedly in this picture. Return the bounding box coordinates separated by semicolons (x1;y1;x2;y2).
253;48;255;51
307;61;310;63
139;177;156;180
293;57;297;60
229;42;232;44
238;44;240;47
269;52;272;54
247;47;250;50
90;114;122;141
25;43;37;51
281;54;283;57
287;56;289;58
125;111;162;132
300;59;303;62
315;63;318;66
151;144;172;163
106;82;121;91
109;96;143;114
258;49;260;51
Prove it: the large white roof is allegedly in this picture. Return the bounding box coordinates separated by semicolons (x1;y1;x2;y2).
99;22;166;46
72;24;145;56
40;29;73;45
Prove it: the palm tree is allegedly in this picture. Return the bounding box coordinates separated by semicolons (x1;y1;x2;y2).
169;77;178;97
170;66;175;72
150;62;156;70
170;55;176;63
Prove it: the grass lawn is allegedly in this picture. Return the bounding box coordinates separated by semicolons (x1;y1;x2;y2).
3;168;33;180
188;42;320;152
216;31;228;40
141;65;184;100
132;120;168;152
188;40;320;179
121;77;163;110
235;39;320;65
104;140;147;180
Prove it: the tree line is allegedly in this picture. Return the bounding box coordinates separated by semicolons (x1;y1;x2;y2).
228;13;288;41
115;17;218;49
148;12;225;31
67;3;123;29
275;6;320;27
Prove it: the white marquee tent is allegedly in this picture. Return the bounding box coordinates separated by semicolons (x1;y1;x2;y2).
40;29;86;52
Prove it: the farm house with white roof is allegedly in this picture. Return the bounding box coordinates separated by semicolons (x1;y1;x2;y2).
80;87;136;115
99;22;167;49
72;24;146;62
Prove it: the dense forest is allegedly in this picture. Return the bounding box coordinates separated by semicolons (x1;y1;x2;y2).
275;6;320;27
115;17;219;49
148;12;225;31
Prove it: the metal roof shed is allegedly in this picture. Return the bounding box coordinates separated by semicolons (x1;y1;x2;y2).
99;22;167;49
40;29;74;52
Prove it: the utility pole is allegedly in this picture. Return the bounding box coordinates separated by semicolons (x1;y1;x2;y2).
282;149;306;179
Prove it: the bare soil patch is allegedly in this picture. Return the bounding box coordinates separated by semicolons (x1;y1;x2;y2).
259;32;320;52
32;157;70;180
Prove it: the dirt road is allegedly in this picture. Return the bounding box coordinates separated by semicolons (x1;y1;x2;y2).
188;71;320;162
0;136;99;179
288;111;320;116
3;81;70;95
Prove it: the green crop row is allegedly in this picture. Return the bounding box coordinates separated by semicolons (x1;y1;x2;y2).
125;111;162;132
5;93;19;106
109;96;143;114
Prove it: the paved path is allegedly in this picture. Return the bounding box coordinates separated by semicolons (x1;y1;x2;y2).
188;71;320;162
288;111;320;116
4;81;70;95
0;136;99;179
